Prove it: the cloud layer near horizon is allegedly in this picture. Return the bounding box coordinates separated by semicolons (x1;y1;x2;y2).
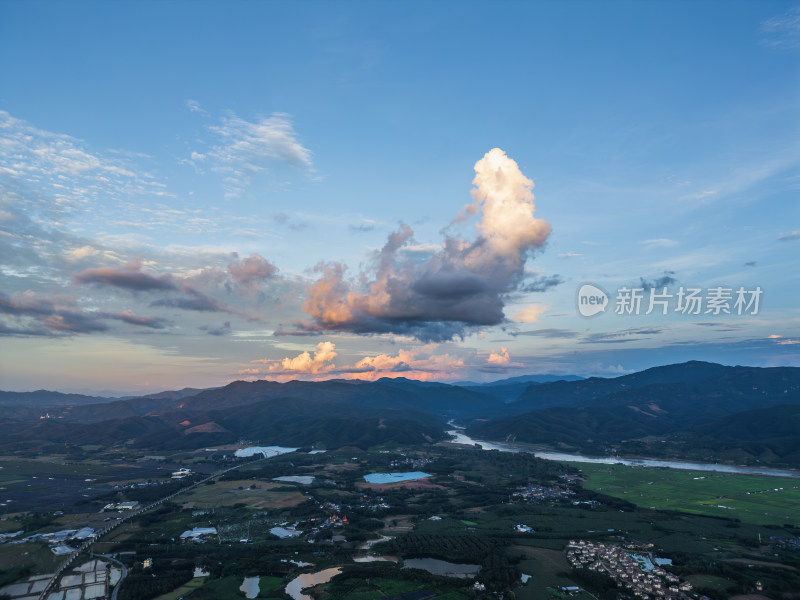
294;148;551;341
248;341;467;382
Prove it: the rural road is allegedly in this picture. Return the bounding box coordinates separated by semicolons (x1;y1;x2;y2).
97;554;127;600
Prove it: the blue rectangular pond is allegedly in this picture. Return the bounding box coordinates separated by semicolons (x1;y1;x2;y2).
363;471;431;484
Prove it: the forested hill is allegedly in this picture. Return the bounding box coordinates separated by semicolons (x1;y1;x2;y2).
466;362;800;467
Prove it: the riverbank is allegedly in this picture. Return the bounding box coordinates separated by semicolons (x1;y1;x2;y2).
445;429;800;479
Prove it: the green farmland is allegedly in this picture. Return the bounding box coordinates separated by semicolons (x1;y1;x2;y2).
573;462;800;526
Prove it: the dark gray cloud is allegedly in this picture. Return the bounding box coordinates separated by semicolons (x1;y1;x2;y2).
513;328;579;339
150;289;233;313
73;261;239;315
744;261;757;267
44;312;109;333
520;274;564;293
0;293;105;335
0;292;59;317
581;327;663;344
73;262;176;291
0;291;167;335
0;323;52;336
693;322;742;332
201;321;232;336
272;212;309;230
639;271;677;290
411;272;489;301
103;310;169;329
273;325;324;337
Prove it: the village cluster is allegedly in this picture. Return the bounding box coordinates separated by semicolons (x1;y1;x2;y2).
512;483;576;503
566;540;693;599
388;455;432;470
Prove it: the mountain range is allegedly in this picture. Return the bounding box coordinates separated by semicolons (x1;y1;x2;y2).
1;361;798;466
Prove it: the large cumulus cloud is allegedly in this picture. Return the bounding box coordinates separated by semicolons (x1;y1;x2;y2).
295;148;551;341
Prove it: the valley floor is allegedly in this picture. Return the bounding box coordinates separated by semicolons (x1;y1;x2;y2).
1;441;799;600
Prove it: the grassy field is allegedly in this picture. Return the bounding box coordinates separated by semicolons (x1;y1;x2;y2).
571;462;800;526
188;575;245;597
511;546;593;600
258;576;283;591
686;573;737;594
318;575;470;600
179;480;306;509
152;576;206;600
0;543;60;573
321;576;420;599
0;457;165;481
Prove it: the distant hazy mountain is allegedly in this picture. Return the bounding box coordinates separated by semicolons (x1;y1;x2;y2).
453;374;585;403
455;373;585;387
126;387;213;401
466;361;800;466
0;389;113;407
478;360;732;417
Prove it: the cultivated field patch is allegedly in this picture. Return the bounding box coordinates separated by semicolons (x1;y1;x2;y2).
572;462;800;526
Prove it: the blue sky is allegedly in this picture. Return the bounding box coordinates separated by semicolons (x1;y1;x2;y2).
1;0;798;393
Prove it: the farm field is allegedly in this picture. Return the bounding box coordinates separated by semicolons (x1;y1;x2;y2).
179;479;306;509
0;543;60;573
511;546;594;600
151;576;206;600
0;457;174;513
572;462;800;526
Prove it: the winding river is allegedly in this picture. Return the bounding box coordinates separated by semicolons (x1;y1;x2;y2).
447;429;800;479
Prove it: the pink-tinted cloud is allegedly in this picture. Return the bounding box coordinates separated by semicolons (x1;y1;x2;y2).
253;341;338;380
246;343;464;382
513;304;547;323
340;348;465;382
487;347;510;365
228;253;277;290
